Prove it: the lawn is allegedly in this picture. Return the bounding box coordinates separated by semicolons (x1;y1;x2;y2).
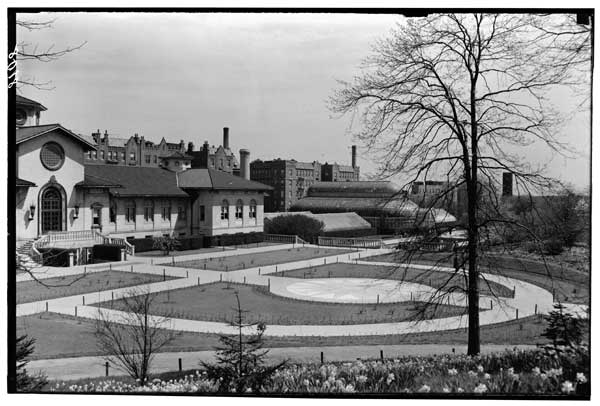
17;312;563;360
136;242;284;258
367;251;589;304
17;271;177;304
270;263;513;298
168;246;353;272
98;282;466;325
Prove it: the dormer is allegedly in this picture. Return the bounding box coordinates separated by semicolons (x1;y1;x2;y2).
16;95;47;127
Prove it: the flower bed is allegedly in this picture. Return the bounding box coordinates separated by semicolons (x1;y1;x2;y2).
50;346;589;396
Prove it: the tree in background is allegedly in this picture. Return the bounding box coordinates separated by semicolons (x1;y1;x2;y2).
95;287;178;385
331;13;590;355
202;292;286;393
264;214;325;243
16;335;47;392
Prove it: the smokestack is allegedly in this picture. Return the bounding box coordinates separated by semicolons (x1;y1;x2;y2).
351;145;357;168
240;149;250;180
502;172;513;197
223;127;229;150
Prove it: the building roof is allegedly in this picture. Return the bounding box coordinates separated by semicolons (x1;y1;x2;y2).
294;161;320;170
84;165;188;197
75;173;123;189
160;151;193;160
291;196;420;217
16;95;47;111
177;169;273;191
16;177;36;187
307;181;403;198
264;211;372;233
16;124;97;149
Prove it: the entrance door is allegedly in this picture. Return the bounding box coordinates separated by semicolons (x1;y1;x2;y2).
41;187;63;234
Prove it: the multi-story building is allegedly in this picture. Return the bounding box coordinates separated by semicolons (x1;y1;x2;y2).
250;159;321;212
250;145;360;212
320;146;360;182
84;130;187;167
15;95;272;247
187;127;240;174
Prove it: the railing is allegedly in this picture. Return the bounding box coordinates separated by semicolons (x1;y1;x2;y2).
263;234;299;244
103;235;135;256
397;240;467;252
317;236;383;249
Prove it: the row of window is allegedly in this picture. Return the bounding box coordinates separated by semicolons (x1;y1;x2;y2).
220;199;257;220
119;201;186;223
87;149;141;162
209;157;233;168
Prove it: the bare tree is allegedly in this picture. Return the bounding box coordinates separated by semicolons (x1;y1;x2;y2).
15;16;87;90
330;13;591;354
95;287;178;385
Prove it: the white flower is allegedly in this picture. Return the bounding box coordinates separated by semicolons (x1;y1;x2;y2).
540;373;548;380
484;373;491;380
418;384;431;393
356;375;368;383
344;384;355;393
303;379;310;386
576;373;587;384
561;380;575;394
386;373;395;385
457;387;464;393
442;386;451;393
448;368;458;376
474;383;488;394
532;367;541;376
477;365;484;373
468;370;478;377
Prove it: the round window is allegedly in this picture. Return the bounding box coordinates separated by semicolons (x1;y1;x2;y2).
16;108;27;126
40;142;65;170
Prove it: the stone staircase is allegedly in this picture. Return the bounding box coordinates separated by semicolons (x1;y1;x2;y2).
16;238;42;270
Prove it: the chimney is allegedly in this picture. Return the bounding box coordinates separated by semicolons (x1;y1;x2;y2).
223;127;230;149
502;172;513;197
351;145;357;168
187;142;194;153
240;149;250;180
103;130;109;144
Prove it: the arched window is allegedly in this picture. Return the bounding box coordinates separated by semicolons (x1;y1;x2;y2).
249;199;257;219
221;199;229;220
235;199;243;219
144;200;154;222
125;200;136;223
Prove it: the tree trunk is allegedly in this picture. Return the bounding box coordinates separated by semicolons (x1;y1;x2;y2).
467;76;481;356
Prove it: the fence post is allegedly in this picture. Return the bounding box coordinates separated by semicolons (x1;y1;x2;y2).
198;277;200;285
172;256;175;265
131;265;133;272
535;304;538;314
268;278;271;291
82;296;85;305
490;300;493;310
105;361;109;377
75;306;77;316
320;351;324;364
377;294;380;305
84;266;86;274
45;302;48;312
186;270;189;278
178;358;182;372
516;308;519;319
258;268;261;275
220;274;223;282
244;276;246;284
112;291;114;301
163;269;166;281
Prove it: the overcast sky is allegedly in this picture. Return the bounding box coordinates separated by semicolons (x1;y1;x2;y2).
16;12;591;191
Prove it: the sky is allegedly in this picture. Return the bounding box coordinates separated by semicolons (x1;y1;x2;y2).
15;12;592;191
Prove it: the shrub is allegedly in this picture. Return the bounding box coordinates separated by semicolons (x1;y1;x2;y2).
543;239;564;256
92;244;123;262
152;236;181;256
265;214;324;243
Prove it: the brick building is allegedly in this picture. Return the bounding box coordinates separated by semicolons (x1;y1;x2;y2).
250;145;360;212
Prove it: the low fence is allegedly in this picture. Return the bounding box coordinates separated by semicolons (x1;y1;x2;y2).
263;234;307;245
397;240;467;252
317;236;383;249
